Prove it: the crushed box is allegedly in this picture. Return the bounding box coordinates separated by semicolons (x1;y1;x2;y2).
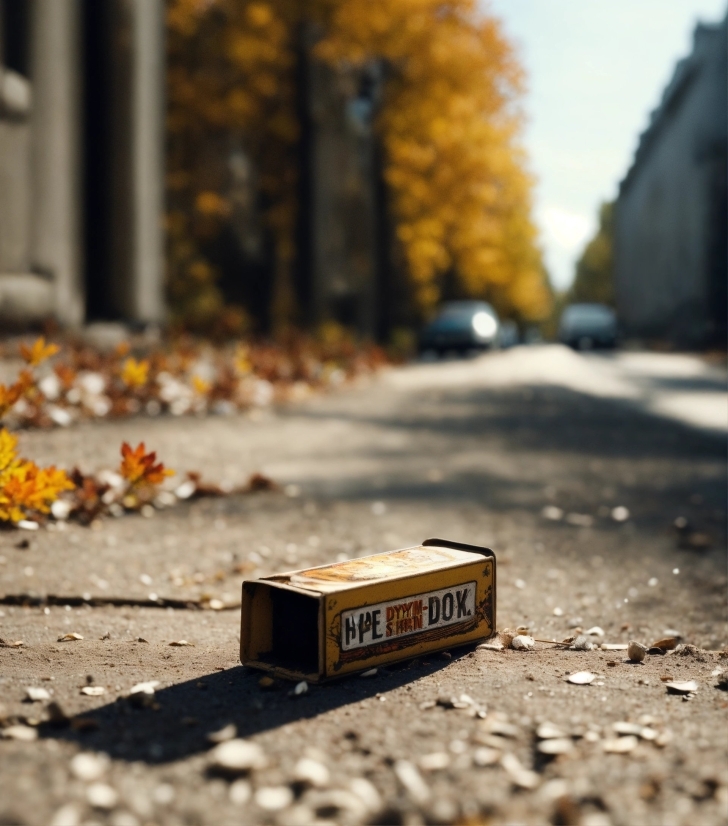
240;537;496;682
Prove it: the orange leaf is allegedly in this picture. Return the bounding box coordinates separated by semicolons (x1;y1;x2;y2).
20;337;59;367
119;442;174;489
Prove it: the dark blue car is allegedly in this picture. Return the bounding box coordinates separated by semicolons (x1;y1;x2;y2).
419;301;500;356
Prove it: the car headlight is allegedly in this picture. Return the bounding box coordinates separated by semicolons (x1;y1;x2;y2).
472;312;497;339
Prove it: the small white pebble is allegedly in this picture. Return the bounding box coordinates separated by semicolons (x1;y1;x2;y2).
229;779;252;805
293;757;330;787
254;786;294;811
50;804;83;826
86;782;119;809
70;752;109;782
152;784;175;805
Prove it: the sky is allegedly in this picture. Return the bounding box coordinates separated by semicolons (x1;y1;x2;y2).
486;0;728;291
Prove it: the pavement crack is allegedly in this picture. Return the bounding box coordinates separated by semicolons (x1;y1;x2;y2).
0;593;240;610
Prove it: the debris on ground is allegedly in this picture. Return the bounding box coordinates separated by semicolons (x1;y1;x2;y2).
628;640;648;662
567;671;597;685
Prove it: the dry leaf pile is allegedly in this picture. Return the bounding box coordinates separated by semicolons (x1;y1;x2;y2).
49;443;276;528
0;334;387;431
0;336;312;526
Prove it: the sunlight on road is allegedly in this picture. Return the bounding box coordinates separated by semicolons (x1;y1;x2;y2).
386;345;727;433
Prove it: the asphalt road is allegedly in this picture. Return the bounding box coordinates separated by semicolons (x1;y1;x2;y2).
1;345;726;826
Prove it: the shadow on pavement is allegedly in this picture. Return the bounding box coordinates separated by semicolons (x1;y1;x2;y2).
39;653;458;764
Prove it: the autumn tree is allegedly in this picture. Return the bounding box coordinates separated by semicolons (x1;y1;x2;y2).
166;0;551;334
570;201;615;306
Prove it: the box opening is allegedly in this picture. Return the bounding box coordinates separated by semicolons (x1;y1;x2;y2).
255;587;319;674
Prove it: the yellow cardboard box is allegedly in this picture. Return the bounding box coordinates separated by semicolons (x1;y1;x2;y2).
240;537;496;682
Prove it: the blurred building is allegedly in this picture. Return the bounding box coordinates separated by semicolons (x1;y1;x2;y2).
614;13;727;347
302;56;381;338
0;0;165;327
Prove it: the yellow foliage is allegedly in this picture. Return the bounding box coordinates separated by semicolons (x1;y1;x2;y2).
20;337;60;367
192;375;212;395
0;370;32;418
234;344;252;374
0;428;74;523
166;0;552;326
121;357;150;388
195;191;231;218
316;0;551;320
119;442;175;490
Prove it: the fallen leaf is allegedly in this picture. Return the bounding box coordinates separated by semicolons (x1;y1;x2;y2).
536;722;567;740
86;782;118;809
477;641;504;651
129;680;160;695
567;671;596;685
654;729;673;747
247;473;278;492
650;637;678;652
57;633;83;642
292;757;330;787
209;739;268;774
25;687;51;702
394;760;431;804
501;753;540;789
1;724;38;741
603;735;638;753
0;638;24;648
419;752;450;772
70;752;110;781
570;635;595;651
537;738;573;755
665;680;698;695
473;746;501;766
612;722;643;736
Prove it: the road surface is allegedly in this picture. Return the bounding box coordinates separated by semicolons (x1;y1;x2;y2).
1;345;726;826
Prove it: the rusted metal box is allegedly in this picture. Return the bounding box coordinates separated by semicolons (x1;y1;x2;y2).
240;538;496;682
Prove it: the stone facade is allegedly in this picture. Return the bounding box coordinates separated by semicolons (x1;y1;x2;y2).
614;14;727;347
0;0;165;326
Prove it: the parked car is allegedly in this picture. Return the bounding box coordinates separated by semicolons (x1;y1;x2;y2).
558;303;618;350
497;320;520;349
419;301;500;356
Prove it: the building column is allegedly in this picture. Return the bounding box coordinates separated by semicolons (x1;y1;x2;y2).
30;0;84;326
128;0;165;323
